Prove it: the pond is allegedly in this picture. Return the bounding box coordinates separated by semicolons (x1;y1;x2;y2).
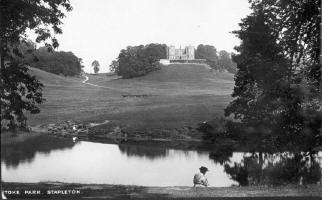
1;135;321;187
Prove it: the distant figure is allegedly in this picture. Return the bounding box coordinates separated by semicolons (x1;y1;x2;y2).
193;166;209;187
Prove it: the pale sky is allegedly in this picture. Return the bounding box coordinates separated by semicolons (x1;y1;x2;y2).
30;0;251;73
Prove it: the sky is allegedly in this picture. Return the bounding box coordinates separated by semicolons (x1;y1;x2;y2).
30;0;251;73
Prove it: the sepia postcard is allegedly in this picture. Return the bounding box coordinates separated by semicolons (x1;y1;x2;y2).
1;0;321;199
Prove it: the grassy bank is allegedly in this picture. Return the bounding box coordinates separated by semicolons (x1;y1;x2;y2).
2;182;322;199
25;64;234;141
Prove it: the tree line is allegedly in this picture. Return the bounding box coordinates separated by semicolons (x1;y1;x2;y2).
195;45;237;73
110;44;167;78
21;42;84;77
110;43;236;79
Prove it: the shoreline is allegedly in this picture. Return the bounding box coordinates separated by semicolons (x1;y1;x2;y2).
2;128;321;152
1;131;43;145
1;128;240;153
2;182;322;199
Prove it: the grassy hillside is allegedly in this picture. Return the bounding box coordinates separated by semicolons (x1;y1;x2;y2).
29;67;81;86
27;64;234;140
87;64;234;95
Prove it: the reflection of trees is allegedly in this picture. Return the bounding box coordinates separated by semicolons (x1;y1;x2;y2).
223;152;321;186
208;144;233;165
1;135;75;168
118;144;167;160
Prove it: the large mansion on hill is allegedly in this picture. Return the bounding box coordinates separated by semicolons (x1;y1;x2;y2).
167;45;195;60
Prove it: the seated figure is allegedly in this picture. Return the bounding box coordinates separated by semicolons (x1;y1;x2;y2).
193;166;209;187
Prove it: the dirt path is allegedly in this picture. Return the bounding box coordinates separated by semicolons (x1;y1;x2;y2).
82;74;133;96
82;75;122;91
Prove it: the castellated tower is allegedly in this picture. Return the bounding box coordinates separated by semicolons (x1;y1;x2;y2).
167;45;194;60
168;45;176;60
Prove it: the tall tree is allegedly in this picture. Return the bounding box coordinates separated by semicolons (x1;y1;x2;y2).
195;44;219;69
225;0;321;151
0;0;72;130
92;60;100;74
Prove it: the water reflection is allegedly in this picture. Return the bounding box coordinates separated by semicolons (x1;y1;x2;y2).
1;141;237;186
208;148;322;186
1;135;75;169
1;135;321;186
118;144;168;160
208;144;233;165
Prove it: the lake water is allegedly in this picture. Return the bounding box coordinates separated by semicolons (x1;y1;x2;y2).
2;135;321;186
1;135;244;187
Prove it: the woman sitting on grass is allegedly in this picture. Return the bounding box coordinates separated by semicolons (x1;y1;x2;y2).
193;166;209;187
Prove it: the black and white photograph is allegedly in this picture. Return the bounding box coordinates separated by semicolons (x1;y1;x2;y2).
1;0;321;199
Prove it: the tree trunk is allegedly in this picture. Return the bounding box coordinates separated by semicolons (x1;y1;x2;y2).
259;152;264;185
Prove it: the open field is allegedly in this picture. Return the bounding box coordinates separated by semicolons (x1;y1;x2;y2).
27;64;234;139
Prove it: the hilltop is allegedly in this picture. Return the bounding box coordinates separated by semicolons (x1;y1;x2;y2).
87;64;234;95
138;63;233;82
27;64;234;142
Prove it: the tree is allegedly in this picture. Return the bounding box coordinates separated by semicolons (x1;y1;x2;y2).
115;44;166;78
195;44;237;73
225;0;321;151
92;60;100;74
23;46;83;76
218;50;237;74
109;60;119;73
0;0;72;130
195;44;219;69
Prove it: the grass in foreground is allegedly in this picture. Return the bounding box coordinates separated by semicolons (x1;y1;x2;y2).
2;182;322;199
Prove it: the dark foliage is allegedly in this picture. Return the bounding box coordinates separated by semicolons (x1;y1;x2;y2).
224;0;321;152
195;44;219;68
1;61;44;129
0;0;72;129
195;44;237;73
109;60;119;73
23;46;83;76
0;0;72;49
115;44;167;78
